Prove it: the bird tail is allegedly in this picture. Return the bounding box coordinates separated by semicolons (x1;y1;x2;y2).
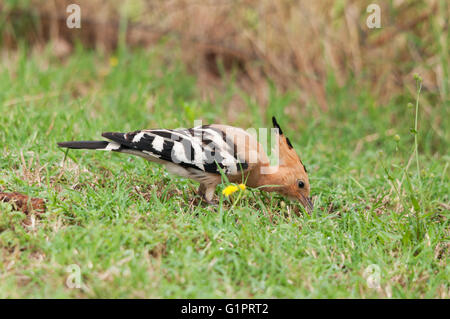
57;139;166;164
57;140;121;151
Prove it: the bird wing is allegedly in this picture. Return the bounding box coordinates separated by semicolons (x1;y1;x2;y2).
102;125;249;175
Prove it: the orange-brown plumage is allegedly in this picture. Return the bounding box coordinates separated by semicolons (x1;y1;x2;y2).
226;117;312;211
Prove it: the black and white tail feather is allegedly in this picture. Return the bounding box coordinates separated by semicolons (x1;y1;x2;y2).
58;125;249;200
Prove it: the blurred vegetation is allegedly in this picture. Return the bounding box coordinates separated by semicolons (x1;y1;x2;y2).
1;1;448;107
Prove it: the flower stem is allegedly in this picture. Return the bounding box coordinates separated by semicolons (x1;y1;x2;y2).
414;81;422;198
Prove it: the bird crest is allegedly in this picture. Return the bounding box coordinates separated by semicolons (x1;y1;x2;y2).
271;116;305;171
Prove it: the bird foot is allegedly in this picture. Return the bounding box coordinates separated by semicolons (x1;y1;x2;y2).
197;184;218;206
201;195;218;206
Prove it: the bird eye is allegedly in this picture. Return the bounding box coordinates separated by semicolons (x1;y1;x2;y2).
297;180;305;188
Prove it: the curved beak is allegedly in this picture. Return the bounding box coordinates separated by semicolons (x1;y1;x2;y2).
300;195;314;214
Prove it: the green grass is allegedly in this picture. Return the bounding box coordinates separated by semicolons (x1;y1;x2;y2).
0;45;448;298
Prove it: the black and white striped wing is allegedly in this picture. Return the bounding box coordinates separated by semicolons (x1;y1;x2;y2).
102;125;248;175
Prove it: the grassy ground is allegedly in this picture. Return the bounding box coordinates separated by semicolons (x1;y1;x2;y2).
0;45;448;298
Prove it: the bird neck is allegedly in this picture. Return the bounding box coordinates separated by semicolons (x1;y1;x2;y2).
246;164;283;192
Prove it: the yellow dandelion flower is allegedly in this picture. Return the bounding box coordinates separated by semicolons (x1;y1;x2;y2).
222;185;239;197
109;56;119;67
238;184;246;191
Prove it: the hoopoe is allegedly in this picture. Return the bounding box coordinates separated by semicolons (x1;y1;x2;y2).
57;117;313;212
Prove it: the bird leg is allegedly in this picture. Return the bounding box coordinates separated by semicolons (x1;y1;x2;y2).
197;183;218;205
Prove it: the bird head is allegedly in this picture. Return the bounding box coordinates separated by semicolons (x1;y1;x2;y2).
271;116;313;213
